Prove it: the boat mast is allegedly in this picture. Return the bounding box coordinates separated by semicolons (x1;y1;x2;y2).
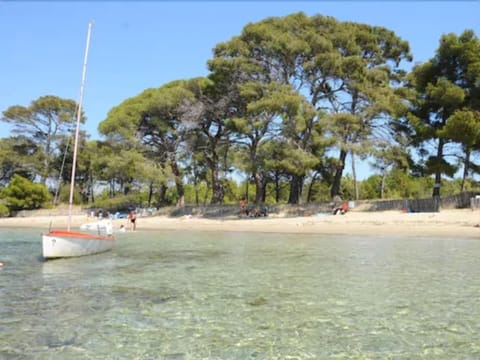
68;21;94;231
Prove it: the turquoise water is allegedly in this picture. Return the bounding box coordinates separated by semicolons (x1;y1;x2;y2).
1;228;480;359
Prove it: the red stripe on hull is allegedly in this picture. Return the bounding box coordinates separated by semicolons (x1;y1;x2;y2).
45;230;114;241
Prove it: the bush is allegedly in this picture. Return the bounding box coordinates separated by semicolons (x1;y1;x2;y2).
2;174;51;211
0;203;10;217
92;193;145;211
58;184;82;205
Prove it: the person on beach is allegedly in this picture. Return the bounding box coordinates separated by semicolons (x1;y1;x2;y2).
128;211;137;231
239;197;247;215
333;202;349;215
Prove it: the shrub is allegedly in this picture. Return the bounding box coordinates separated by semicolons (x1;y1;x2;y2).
2;174;51;211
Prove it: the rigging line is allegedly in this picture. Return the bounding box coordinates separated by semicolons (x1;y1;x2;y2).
53;131;74;205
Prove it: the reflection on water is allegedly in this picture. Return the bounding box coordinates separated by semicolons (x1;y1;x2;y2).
1;228;480;358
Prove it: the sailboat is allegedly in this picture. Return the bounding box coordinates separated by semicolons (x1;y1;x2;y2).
42;21;115;259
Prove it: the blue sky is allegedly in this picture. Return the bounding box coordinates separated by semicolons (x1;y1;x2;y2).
1;1;479;179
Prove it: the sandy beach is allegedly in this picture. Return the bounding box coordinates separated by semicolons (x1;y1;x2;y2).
1;209;479;238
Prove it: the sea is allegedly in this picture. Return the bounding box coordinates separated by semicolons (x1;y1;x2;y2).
1;228;480;359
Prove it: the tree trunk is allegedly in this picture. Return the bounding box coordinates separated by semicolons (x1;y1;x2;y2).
211;181;224;204
432;139;444;197
156;184;168;207
203;180;210;206
380;172;386;199
288;174;304;204
260;175;268;203
42;141;51;185
110;179;115;198
351;151;359;200
462;147;471;192
274;172;281;203
330;149;347;199
170;159;185;206
89;171;95;203
210;166;224;204
254;172;264;204
147;181;153;207
207;146;224;204
306;172;319;203
194;178;199;206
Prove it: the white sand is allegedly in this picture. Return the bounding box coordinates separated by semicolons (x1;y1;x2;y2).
1;209;479;238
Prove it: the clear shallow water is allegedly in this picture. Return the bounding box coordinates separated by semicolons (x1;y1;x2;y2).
1;228;480;359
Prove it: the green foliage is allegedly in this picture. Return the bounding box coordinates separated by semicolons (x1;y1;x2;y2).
93;191;148;211
1;95;81;183
338;175;355;201
163;187;181;206
0;137;43;185
183;183;210;205
440;178;475;195
424;156;458;178
222;178;242;204
359;175;383;199
359;170;437;200
383;170;431;199
57;184;82;205
0;203;10;217
407;30;480;195
264;181;289;204
215;12;411;199
304;180;331;203
2;174;51;211
440;110;480;146
99;78;208;204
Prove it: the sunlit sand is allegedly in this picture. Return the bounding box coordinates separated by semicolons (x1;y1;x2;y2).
1;209;479;238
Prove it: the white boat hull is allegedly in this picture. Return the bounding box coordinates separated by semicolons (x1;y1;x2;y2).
42;230;115;259
80;219;113;235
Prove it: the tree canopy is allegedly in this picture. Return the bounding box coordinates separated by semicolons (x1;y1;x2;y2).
1;95;82;184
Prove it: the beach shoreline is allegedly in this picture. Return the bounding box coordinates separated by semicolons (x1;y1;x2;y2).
1;209;479;238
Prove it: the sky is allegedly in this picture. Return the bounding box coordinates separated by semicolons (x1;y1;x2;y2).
0;1;479;179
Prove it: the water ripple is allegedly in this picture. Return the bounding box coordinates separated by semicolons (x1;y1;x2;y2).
1;230;480;358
